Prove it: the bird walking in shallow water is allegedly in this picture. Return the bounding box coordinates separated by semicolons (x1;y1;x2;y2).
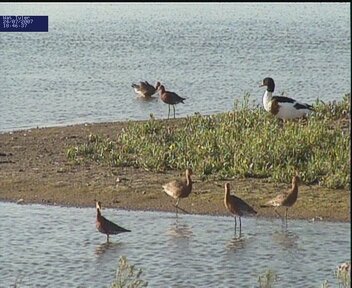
162;168;193;216
260;174;300;225
157;85;186;119
132;81;161;98
96;201;131;243
259;77;314;120
223;183;257;235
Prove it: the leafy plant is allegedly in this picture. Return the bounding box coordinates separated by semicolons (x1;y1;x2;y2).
110;256;148;288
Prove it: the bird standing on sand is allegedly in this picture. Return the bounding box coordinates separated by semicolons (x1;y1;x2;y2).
132;81;161;98
162;168;193;215
223;182;257;235
96;201;131;242
259;77;314;120
157;85;186;119
260;174;300;224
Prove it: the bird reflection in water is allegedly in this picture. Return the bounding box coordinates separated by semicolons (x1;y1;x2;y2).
225;234;246;252
272;228;299;250
166;219;193;239
95;241;123;256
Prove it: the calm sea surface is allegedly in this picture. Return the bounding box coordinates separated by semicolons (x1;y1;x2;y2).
0;3;350;132
0;202;350;287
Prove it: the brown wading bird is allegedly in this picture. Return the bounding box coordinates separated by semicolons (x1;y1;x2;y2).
96;201;131;243
260;174;300;224
157;85;186;119
131;81;161;98
162;168;193;215
224;183;257;234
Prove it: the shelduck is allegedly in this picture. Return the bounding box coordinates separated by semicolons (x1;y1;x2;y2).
259;77;314;120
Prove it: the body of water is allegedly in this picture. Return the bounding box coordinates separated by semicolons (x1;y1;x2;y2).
0;3;350;132
0;202;350;287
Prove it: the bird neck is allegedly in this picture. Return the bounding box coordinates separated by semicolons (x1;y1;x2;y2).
290;181;299;197
97;208;101;218
186;175;192;187
263;90;273;111
224;189;230;201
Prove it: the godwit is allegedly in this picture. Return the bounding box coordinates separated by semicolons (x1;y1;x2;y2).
259;77;314;120
260;174;301;224
131;81;161;98
162;168;193;215
96;201;131;242
157;85;185;119
223;182;257;234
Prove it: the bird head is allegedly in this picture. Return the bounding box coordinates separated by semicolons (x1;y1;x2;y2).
259;77;275;92
96;201;102;211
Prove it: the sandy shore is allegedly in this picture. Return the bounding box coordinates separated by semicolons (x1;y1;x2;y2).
0;120;350;222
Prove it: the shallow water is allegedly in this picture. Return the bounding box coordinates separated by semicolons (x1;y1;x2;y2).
0;202;350;287
0;3;350;132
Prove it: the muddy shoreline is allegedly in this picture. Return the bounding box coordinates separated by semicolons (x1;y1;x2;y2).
0;120;350;222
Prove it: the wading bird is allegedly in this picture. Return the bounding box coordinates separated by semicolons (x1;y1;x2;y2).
162;168;193;215
260;174;300;225
158;85;186;119
96;201;131;242
131;81;161;98
224;182;257;235
259;77;314;120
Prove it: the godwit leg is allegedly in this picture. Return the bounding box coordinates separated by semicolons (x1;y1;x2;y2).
285;208;288;227
239;217;242;235
175;198;180;216
234;216;237;234
167;105;171;119
173;105;176;119
107;234;110;243
274;207;284;222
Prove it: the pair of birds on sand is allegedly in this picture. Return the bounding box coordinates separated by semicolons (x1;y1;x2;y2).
96;169;300;241
132;77;314;121
131;81;185;119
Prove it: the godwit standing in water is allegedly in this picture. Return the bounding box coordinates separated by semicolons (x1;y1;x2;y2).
162;168;193;215
131;81;161;98
223;182;257;235
95;201;131;242
260;174;301;224
157;85;186;119
259;77;314;120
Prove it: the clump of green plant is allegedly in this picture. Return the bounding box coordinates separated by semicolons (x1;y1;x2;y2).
110;256;148;288
258;269;278;288
67;93;350;189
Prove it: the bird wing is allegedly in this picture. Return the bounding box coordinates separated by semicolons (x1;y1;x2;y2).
265;192;288;207
100;215;131;234
273;96;314;111
163;179;186;197
232;195;257;215
272;96;296;103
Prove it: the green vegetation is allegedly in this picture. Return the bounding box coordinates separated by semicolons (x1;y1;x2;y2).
110;256;148;288
258;269;278;288
67;93;350;189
